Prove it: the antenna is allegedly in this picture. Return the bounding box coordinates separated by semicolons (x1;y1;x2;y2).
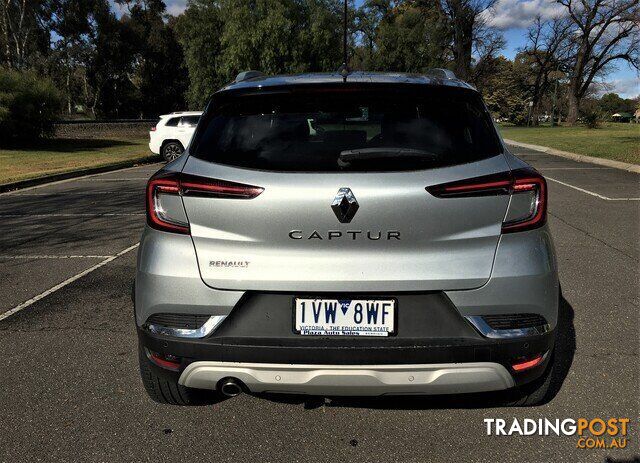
339;0;349;82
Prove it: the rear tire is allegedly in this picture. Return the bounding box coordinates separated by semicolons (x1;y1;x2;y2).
161;141;184;162
138;344;219;406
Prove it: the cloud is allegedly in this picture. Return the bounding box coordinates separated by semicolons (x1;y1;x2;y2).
164;0;187;16
109;0;187;17
483;0;566;30
594;78;640;99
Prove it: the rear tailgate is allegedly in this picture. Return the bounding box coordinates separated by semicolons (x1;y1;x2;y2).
181;154;510;292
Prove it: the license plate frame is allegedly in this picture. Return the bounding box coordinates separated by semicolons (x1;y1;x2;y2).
293;297;397;337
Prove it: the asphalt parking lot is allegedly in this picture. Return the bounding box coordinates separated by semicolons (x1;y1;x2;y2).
0;146;638;462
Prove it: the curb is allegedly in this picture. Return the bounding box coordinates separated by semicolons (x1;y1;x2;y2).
504;139;640;174
0;157;161;193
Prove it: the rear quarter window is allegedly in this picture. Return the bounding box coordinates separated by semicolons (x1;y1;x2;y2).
181;116;200;127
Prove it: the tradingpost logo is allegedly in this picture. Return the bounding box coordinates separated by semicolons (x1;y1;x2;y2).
484;418;630;449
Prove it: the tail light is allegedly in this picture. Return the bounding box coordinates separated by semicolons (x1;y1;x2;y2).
501;169;547;233
426;172;512;198
146;171;264;234
150;126;156;131
426;167;547;233
147;173;189;234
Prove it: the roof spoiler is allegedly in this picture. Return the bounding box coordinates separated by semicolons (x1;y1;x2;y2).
235;71;265;83
425;68;456;79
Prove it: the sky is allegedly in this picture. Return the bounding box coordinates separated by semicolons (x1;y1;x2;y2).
112;0;639;98
486;0;638;98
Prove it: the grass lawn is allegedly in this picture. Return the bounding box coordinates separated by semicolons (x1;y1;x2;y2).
498;123;640;165
0;138;156;185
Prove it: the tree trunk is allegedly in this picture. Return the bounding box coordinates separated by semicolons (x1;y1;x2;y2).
66;68;72;115
448;0;473;81
566;90;579;125
453;32;472;81
550;79;559;127
0;4;12;68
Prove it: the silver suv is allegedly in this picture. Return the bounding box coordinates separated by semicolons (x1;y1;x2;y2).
135;71;559;406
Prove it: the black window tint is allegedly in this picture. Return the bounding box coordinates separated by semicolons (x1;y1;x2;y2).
164;117;180;127
191;86;502;172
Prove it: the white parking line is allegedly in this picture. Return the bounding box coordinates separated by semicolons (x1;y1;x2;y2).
0;164;160;196
539;167;612;170
75;178;150;181
0;255;113;259
546;177;640;201
0;213;144;217
6;191;125;196
0;243;139;322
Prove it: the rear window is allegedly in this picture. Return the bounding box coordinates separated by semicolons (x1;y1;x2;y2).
180;116;200;127
191;86;502;172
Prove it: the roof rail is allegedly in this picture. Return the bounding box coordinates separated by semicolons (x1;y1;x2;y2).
425;68;457;79
235;71;265;83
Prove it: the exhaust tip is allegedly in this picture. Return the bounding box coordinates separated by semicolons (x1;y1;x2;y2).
218;377;243;397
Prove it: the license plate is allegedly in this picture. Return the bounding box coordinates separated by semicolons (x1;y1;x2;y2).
294;298;396;336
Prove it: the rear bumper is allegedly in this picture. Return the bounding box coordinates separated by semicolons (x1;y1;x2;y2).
138;322;555;392
135;226;558;396
149;136;161;155
178;361;515;396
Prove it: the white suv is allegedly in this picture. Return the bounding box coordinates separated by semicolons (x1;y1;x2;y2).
149;111;202;161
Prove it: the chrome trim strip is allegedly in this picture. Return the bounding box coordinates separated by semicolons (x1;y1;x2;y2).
465;316;551;339
147;315;226;339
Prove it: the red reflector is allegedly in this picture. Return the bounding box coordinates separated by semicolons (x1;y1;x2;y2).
512;354;544;372
148;350;181;371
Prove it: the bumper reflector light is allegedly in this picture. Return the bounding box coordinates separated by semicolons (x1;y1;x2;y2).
511;354;544;372
147;349;182;372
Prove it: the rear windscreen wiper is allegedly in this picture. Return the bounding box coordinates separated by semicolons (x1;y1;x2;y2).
338;147;439;163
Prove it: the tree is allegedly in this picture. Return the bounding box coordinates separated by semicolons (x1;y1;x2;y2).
297;0;345;72
360;0;449;72
47;0;107;116
177;0;345;108
520;16;571;124
470;27;504;86
558;0;640;124
0;68;61;142
353;0;392;69
175;0;223;108
483;56;530;125
85;2;138;117
217;0;308;79
0;0;51;69
119;0;188;117
440;0;498;81
598;92;637;116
